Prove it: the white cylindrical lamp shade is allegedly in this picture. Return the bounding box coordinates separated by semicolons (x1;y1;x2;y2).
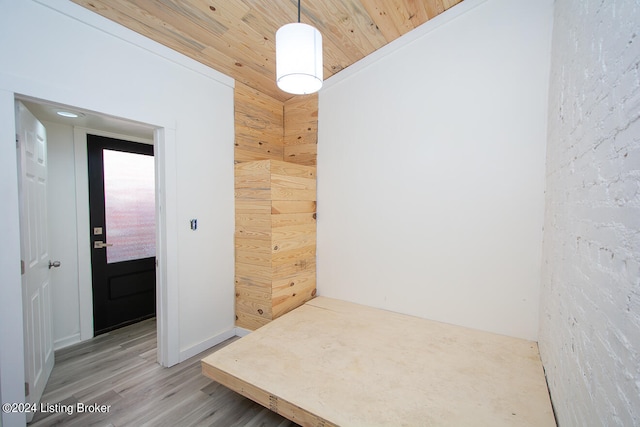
276;23;323;95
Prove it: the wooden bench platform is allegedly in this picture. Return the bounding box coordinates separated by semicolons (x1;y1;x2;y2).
202;297;555;426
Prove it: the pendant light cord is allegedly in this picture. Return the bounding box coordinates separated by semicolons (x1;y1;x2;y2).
298;0;301;23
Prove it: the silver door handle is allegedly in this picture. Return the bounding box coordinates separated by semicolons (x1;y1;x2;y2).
94;241;114;249
48;260;61;269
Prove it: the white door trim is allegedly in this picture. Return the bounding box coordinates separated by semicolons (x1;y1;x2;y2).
154;127;180;367
73;127;94;342
0;89;27;427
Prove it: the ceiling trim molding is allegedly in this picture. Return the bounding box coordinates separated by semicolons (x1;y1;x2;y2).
321;0;489;94
32;0;235;89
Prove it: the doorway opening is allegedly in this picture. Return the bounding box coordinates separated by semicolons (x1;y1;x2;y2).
87;134;156;335
17;96;163;355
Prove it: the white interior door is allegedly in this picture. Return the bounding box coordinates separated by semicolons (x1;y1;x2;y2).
16;100;55;420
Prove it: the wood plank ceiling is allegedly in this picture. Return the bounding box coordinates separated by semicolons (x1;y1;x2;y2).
71;0;463;101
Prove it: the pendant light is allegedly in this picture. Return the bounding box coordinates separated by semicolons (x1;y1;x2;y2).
276;0;323;95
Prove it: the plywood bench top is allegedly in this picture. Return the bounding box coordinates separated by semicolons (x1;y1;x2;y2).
202;297;555;426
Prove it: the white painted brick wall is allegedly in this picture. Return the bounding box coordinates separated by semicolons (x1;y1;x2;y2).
539;0;640;425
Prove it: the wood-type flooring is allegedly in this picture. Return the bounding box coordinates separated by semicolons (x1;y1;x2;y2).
29;318;296;427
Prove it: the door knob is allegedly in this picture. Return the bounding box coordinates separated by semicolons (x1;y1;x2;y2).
48;260;61;269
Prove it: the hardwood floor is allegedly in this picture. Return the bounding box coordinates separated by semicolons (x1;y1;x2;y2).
29;319;297;427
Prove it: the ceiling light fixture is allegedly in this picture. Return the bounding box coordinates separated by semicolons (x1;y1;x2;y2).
276;0;323;95
56;110;84;118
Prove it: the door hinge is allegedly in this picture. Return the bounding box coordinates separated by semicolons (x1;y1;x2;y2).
25;381;29;396
21;260;25;275
16;133;19;148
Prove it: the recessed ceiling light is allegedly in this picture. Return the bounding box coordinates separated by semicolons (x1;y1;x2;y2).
56;110;84;118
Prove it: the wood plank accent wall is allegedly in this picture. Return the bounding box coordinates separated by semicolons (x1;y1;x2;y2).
234;84;318;329
234;81;284;164
234;83;319;167
284;94;318;166
235;160;317;330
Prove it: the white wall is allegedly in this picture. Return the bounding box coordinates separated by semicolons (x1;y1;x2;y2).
45;121;82;349
0;2;235;424
317;0;554;341
539;0;640;424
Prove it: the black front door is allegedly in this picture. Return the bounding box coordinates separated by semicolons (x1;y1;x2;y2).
87;134;156;335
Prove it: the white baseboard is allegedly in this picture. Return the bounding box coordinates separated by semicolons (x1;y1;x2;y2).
178;329;236;362
178;326;253;363
54;333;81;351
234;327;252;337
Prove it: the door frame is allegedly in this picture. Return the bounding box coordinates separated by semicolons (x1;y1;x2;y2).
77;129;156;338
0;93;179;405
86;133;156;335
0;90;27;427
